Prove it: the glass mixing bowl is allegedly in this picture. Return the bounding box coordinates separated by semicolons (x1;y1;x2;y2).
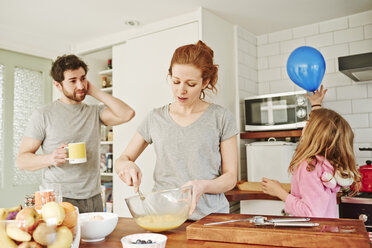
125;186;192;232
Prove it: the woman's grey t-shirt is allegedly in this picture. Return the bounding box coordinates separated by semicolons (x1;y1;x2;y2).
137;103;238;220
24;100;105;199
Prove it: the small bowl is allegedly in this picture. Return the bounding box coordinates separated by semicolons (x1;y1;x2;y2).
79;212;118;242
125;186;192;232
121;233;167;248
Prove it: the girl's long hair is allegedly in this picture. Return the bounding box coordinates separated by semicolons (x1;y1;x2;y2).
289;108;361;190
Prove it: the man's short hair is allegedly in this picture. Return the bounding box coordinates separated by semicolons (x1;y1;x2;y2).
50;54;88;83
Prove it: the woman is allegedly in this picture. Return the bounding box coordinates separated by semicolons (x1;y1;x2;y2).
114;40;238;220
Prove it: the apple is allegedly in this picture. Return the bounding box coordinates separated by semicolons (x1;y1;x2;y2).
41;202;65;226
0;223;17;248
59;202;77;229
15;208;40;232
6;222;32;242
48;226;73;248
18;241;42;248
33;222;56;246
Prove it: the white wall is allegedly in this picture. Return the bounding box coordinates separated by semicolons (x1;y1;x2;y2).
236;10;372;168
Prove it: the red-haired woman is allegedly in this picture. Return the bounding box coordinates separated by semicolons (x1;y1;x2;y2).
114;40;238;220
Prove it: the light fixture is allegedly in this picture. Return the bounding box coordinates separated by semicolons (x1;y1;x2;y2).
124;20;140;27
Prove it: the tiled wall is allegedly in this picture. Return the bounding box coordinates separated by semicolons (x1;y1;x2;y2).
237;10;372;177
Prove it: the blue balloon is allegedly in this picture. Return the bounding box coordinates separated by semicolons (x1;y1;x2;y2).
286;46;326;92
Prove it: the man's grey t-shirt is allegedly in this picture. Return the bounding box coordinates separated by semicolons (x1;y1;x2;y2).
138;103;238;220
24;100;105;199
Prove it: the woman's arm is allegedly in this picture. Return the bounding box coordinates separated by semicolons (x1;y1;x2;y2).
114;132;149;192
183;135;238;215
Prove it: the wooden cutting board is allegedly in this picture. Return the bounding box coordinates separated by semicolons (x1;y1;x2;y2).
186;213;370;248
237;181;291;192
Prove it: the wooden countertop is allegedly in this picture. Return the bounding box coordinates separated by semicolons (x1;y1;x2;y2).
224;188;280;201
80;216;370;248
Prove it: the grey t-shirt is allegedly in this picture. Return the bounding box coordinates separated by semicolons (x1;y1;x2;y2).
138;103;238;220
24;100;105;199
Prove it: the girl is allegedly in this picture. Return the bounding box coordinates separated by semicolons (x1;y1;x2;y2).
114;40;238;220
261;108;361;218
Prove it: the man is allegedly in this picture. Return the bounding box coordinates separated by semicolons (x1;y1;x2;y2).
16;54;135;213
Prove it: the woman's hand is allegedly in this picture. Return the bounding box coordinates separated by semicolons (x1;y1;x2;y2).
116;161;142;193
261;177;289;202
182;180;207;216
306;84;327;108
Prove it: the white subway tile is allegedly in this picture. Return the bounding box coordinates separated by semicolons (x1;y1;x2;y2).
337;85;367;100
323;100;352;114
258;82;270;95
334;27;364;44
268;54;287;68
354;143;372;158
268;29;292;43
320;44;349;59
356;157;370;166
343;113;370;128
368;83;372;97
293;24;319;38
245;79;258;94
238;39;250;53
258;68;281;82
238;64;250;78
281;67;289;80
319;17;348;33
365;24;372;39
325;59;336;73
269;79;294;93
352;98;372;113
323;87;337;101
322;72;352;88
243;30;257;45
237;27;245;39
349;39;372;55
257;34;268;45
247;43;257;57
354;128;372;143
306;33;334;48
249;68;258;82
349;10;372;27
257;43;280;57
280;38;306;53
245;54;258;70
257;57;268;70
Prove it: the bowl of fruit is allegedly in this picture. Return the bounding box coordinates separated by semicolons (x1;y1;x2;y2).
0;202;79;248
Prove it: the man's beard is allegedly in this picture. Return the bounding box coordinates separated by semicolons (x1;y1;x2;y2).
61;87;86;102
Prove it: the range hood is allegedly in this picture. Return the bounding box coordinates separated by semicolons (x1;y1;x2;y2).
338;52;372;82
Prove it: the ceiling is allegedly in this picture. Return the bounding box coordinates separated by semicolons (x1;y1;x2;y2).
1;0;372;46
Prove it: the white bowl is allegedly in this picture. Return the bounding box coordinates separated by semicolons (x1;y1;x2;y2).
121;233;167;248
79;212;118;242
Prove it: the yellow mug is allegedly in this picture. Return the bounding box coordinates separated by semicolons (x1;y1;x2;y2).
66;142;87;164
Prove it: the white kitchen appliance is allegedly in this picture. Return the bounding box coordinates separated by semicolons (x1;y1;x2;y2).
241;140;297;215
244;91;310;131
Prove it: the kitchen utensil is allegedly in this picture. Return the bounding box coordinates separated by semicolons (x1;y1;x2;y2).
138;189;157;216
204;216;318;227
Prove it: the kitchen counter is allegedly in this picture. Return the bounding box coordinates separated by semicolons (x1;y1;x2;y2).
80;216;370;248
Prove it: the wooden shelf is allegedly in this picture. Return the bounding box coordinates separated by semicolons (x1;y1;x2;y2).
100;141;113;145
240;129;302;139
98;69;112;75
101;172;113;177
100;87;112;92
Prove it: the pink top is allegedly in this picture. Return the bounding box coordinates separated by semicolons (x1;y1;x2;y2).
285;155;340;218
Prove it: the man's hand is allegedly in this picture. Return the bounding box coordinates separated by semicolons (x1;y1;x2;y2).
49;144;68;166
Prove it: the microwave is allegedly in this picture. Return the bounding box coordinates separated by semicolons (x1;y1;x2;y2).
244;91;310;131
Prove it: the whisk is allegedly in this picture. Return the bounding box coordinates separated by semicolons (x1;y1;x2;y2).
138;189;157;216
